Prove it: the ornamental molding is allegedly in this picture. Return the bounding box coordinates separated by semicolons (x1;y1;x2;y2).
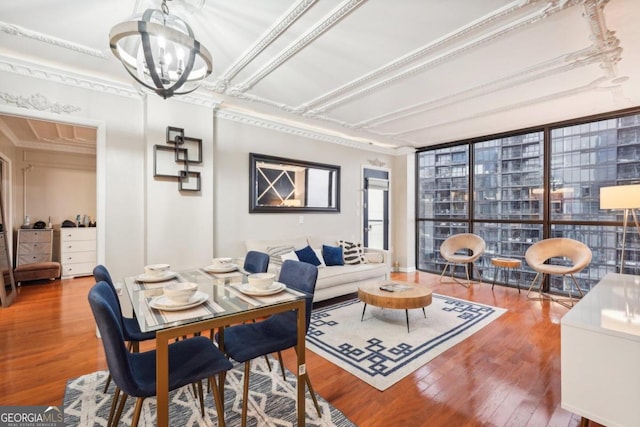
228;0;367;93
209;0;318;92
0;21;109;59
216;107;398;155
0;56;141;99
0;92;81;114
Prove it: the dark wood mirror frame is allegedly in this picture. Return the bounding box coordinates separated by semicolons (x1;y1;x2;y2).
249;153;340;213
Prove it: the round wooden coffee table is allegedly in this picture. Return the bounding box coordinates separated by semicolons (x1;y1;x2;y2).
358;281;432;332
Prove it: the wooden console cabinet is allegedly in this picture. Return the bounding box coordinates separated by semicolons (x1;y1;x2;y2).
54;228;97;279
16;229;53;266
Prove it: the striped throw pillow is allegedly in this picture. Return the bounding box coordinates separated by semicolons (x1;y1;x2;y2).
265;245;296;266
339;240;366;265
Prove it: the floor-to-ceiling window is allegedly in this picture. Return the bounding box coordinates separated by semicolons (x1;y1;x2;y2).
416;108;640;293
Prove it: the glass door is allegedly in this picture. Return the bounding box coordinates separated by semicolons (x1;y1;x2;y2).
363;168;389;250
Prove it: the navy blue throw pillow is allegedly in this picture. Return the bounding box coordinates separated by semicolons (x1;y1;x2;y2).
294;245;321;266
322;245;344;266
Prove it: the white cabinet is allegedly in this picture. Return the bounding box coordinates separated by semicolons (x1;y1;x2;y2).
16;229;53;266
55;228;97;278
561;272;640;427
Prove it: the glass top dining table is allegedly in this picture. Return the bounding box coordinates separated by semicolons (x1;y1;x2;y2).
121;267;309;427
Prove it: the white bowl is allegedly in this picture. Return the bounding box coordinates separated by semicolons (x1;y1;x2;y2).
144;263;171;277
163;282;198;303
248;273;275;290
212;257;233;267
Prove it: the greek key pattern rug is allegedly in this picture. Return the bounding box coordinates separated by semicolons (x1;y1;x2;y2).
63;356;354;426
307;294;506;391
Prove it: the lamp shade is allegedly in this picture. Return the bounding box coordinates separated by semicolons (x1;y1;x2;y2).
600;184;640;209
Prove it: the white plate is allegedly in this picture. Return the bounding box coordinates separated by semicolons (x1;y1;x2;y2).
203;264;238;273
136;271;178;282
238;282;286;296
149;291;209;311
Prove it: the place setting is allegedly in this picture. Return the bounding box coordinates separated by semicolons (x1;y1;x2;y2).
203;257;238;274
145;282;225;326
135;264;178;288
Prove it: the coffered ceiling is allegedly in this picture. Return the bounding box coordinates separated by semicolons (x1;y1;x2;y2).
0;0;639;155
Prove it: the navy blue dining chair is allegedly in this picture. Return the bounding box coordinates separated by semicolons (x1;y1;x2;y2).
93;264;156;392
88;281;232;427
243;250;269;274
216;259;321;425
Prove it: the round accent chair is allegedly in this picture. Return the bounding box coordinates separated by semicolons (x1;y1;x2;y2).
439;233;486;287
525;237;592;307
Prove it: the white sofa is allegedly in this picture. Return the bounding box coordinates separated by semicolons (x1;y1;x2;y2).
245;236;390;302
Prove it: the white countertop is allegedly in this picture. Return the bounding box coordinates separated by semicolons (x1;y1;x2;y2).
562;272;640;340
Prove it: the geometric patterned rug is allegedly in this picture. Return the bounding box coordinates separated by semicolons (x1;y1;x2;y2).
63;355;354;426
307;294;506;391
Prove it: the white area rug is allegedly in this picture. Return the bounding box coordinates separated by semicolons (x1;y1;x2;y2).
307;294;506;391
63;356;354;426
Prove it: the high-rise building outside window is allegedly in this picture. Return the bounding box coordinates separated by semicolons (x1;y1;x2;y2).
416;109;640;294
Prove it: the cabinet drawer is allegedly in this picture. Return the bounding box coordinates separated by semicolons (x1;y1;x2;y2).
60;228;96;242
61;240;96;253
62;262;95;278
19;230;52;243
18;253;52;265
18;243;52;256
61;251;96;264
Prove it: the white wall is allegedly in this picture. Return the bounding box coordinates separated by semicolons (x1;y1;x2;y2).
0;69;410;281
213;116;394;257
16;149;96;227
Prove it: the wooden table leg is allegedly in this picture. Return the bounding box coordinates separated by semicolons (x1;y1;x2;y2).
296;300;306;426
156;332;170;427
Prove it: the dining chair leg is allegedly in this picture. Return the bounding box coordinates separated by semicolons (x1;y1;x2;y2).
276;351;286;381
103;373;112;393
196;380;205;417
210;375;226;427
304;373;322;416
293;347;321;416
107;386;121;427
112;390;129;427
131;397;145;427
242;362;251;427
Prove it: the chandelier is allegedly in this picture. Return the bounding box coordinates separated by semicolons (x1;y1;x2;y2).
109;0;213;99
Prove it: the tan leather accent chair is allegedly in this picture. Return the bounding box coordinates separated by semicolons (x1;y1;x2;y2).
439;233;486;287
525;237;592;307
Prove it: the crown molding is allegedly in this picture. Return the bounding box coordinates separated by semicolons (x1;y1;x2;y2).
0;55;141;99
216;107;400;155
0;21;109;59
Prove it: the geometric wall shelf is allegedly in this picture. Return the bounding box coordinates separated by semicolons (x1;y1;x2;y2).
153;126;202;192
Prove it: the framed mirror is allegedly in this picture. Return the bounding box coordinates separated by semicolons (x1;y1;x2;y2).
249;153;340;213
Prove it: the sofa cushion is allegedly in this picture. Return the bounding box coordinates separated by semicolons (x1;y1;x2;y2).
295;245;322;266
339;240;366;264
364;251;384;264
322;245;344;266
307;235;341;249
316;263;387;287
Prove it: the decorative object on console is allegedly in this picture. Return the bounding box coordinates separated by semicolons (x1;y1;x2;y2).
153;126;202;192
600;184;640;273
109;0;213;99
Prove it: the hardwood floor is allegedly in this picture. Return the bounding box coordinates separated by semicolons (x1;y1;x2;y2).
0;271;596;426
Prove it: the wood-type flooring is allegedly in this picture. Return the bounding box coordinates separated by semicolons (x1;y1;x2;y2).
0;271;602;426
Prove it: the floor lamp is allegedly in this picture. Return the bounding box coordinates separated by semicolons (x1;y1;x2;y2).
600;184;640;273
